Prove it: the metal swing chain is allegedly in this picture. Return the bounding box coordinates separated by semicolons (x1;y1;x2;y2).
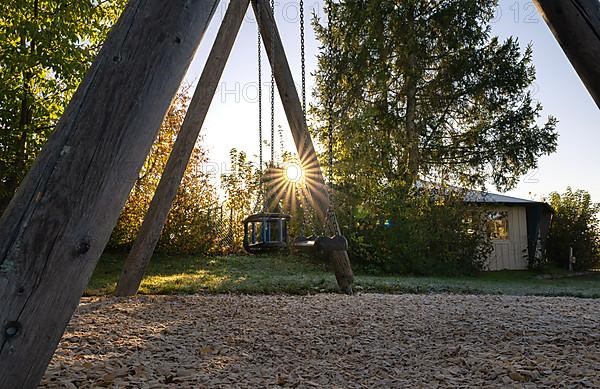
296;183;306;237
278;124;285;158
270;0;276;164
296;0;313;236
300;0;306;116
326;0;334;184
298;183;316;236
257;8;266;213
257;14;263;179
325;0;340;234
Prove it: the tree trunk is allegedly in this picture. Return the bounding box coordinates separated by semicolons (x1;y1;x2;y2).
7;111;29;202
533;0;600;109
405;53;419;183
0;1;218;387
252;0;354;293
115;0;250;297
4;3;37;212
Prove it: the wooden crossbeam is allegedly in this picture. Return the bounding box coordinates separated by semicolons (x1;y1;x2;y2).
115;0;251;297
0;1;219;386
534;0;600;109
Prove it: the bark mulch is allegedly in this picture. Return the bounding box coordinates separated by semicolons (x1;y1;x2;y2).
40;294;600;388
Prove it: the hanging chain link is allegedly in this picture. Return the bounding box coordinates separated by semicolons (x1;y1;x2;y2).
326;0;334;187
278;124;284;158
327;1;334;186
298;183;316;236
300;0;306;116
295;184;306;236
270;0;276;164
257;14;263;177
325;0;339;234
257;6;265;213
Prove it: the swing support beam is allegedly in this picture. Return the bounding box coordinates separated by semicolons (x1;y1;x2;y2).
0;1;219;386
251;0;354;292
533;0;600;109
115;0;251;297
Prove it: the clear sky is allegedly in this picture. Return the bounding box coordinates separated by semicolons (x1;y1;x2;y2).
184;0;600;203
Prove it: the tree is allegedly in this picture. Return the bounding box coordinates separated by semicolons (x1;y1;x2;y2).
546;188;600;270
220;149;260;252
0;0;126;213
312;0;557;192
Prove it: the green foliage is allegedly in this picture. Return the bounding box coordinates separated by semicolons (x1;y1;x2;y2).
109;108;261;256
546;188;600;271
340;184;491;276
220;149;260;252
108;89;219;255
312;0;557;192
0;0;127;212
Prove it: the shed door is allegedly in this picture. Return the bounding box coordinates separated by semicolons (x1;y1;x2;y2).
487;207;528;270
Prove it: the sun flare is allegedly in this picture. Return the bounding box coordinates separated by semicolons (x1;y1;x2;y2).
284;163;304;184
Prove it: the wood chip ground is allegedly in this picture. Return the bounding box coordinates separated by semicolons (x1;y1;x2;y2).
40;294;600;388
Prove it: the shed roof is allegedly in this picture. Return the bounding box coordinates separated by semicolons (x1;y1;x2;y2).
415;180;551;209
464;191;539;204
463;189;553;212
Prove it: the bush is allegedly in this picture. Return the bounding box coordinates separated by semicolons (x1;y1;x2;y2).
546;188;600;270
340;184;491;276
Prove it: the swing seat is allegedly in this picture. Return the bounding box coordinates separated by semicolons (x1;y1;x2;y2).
243;213;290;254
292;235;316;249
292;234;348;252
315;235;348;252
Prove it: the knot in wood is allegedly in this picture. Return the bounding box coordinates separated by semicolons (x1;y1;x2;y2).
74;238;91;256
5;321;21;338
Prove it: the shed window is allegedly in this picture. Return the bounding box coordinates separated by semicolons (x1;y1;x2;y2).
486;211;509;240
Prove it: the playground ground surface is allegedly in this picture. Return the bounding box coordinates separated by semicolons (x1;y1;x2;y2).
41;293;600;388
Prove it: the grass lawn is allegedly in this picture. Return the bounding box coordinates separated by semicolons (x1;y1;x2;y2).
87;252;600;298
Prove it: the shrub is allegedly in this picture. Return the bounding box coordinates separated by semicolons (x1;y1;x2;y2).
546;188;600;270
340;184;491;276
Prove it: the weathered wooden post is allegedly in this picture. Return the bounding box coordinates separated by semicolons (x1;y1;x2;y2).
533;0;600;109
115;0;251;297
252;0;354;293
0;1;218;387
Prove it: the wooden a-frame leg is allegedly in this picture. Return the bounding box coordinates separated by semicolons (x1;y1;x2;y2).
115;0;251;297
252;0;354;293
533;0;600;109
0;1;219;386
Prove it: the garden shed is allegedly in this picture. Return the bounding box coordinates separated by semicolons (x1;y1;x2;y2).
465;191;553;271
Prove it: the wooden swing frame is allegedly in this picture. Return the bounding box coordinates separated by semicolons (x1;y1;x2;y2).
112;0;355;298
0;0;598;386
